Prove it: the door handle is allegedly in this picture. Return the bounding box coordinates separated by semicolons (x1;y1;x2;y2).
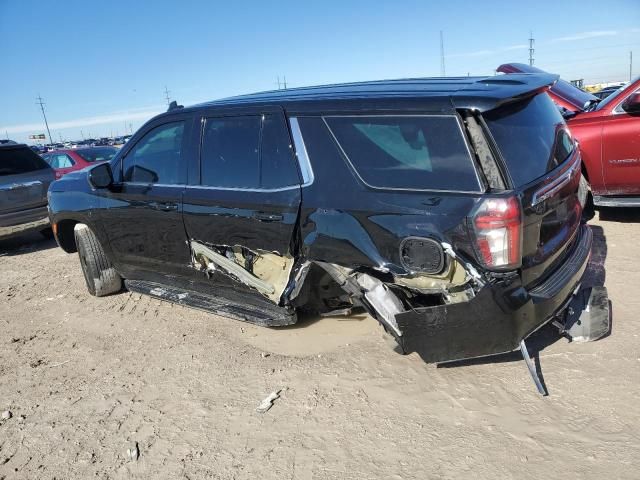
149;201;178;212
253;212;283;222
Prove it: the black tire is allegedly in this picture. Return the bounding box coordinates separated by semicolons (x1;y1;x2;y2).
74;224;122;296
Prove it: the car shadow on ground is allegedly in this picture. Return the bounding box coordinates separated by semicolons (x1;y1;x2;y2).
438;224;609;396
0;231;58;257
598;206;640;222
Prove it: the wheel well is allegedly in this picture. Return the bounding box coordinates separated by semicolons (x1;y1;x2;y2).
581;163;590;183
56;219;79;253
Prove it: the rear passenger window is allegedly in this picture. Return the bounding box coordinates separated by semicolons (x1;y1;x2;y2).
123;122;185;184
260;115;299;188
201;116;261;188
49;154;74;168
201;114;299;189
325;116;480;191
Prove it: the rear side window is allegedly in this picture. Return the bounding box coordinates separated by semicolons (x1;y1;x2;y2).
201;114;299;189
324;116;480;191
0;146;51;176
123;122;185;184
46;153;74;169
484;93;574;187
76;147;118;163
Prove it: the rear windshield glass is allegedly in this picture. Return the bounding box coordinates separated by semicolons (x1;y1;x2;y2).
324;116;479;191
484;93;574;187
0;146;51;176
76;147;118;163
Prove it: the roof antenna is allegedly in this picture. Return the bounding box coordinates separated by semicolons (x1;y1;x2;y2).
167;100;183;111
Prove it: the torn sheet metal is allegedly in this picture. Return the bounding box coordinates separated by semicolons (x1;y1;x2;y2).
190;240;294;304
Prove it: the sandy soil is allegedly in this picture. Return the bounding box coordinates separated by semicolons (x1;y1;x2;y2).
1;209;639;479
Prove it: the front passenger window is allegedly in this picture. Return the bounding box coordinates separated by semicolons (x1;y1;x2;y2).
123;122;185;184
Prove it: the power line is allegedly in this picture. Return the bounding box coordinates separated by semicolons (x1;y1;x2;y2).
276;75;288;90
35;95;53;146
440;31;446;76
529;31;535;66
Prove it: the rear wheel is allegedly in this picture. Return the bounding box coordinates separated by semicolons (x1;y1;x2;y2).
74;224;122;296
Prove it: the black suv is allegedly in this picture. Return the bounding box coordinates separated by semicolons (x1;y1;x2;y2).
1;143;54;240
48;75;606;370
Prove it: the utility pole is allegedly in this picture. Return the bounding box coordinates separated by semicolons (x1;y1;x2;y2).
529;31;535;66
164;86;171;106
36;95;53;145
630;51;633;82
440;30;446;77
80;130;84;140
283;75;287;89
276;76;281;90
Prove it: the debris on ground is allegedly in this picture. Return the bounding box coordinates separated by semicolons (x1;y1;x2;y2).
256;388;284;413
126;442;140;461
1;410;12;420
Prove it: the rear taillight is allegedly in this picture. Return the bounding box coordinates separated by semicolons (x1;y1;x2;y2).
471;195;522;270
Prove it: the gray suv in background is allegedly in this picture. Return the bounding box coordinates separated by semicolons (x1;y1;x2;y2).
0;143;54;240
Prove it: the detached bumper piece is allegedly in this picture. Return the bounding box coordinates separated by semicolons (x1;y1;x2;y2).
559;286;610;342
395;225;602;395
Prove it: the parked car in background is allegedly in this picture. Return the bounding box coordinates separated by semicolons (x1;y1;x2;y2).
48;74;607;389
0;143;54;240
499;63;640;207
592;85;625;100
42;146;118;179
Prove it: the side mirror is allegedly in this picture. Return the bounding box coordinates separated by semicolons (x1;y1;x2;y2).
621;92;640;114
88;162;113;189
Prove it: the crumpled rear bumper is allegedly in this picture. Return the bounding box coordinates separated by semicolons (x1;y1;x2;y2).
395;225;593;363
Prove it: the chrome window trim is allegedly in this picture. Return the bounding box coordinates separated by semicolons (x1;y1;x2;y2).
611;86;639;115
123;183;301;194
120;182;187;188
288;117;314;187
321;114;484;194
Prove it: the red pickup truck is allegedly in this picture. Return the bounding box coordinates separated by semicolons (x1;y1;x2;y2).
498;63;640;207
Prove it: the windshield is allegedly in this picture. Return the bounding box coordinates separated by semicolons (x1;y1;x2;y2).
75;147;118;163
595;78;639;111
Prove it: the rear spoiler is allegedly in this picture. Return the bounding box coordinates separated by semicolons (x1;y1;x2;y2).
452;73;559;112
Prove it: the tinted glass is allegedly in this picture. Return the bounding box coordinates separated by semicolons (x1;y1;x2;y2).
260;114;299;188
325;116;479;191
201;116;261;188
484;93;574;187
123;122;185;184
76;147;118;163
0;146;51;176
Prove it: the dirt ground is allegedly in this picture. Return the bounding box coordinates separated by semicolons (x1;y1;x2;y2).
1;209;639;480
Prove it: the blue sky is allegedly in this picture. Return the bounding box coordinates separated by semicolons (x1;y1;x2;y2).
1;0;638;144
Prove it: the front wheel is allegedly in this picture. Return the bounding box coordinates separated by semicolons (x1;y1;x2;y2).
74;224;122;297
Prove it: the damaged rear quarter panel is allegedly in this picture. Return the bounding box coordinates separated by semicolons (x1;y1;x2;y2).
295;116;483;277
